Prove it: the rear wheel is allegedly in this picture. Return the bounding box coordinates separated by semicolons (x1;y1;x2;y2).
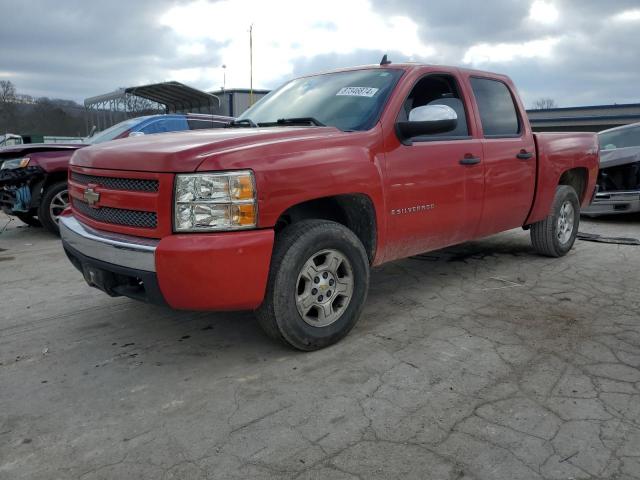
256;220;370;351
15;212;41;227
38;181;69;235
530;185;580;257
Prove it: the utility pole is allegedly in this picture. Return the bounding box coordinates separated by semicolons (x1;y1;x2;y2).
249;24;254;106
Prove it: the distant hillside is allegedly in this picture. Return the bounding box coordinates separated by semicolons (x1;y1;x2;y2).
0;101;87;137
0;81;87;137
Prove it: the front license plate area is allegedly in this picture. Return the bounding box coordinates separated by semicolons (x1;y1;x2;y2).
82;265;118;296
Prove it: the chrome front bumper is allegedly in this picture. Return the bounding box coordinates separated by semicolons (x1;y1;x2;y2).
582;190;640;216
59;215;158;272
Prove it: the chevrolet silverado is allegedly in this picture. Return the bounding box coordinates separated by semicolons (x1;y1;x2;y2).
60;63;599;350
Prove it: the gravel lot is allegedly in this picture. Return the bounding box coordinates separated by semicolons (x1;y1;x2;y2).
1;211;640;480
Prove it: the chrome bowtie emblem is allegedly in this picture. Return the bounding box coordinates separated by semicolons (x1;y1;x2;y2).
83;187;100;206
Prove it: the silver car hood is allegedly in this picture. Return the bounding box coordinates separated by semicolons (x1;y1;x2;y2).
600;146;640;169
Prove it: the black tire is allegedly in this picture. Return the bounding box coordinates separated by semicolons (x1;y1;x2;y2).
256;220;370;351
38;181;69;235
530;185;580;257
15;212;41;227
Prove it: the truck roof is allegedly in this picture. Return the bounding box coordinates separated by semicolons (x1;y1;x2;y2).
297;62;512;83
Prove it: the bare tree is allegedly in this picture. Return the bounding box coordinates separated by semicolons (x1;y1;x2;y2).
17;94;35;104
0;80;17;103
532;97;558;110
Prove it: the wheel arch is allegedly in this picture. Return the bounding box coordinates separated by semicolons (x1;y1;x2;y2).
525;166;591;226
274;193;378;263
558;167;588;204
30;171;67;210
42;171;68;190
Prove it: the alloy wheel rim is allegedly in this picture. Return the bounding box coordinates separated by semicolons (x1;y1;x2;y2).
295;249;354;328
557;200;575;244
49;189;69;224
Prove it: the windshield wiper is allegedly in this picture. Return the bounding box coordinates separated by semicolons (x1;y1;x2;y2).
227;118;258;128
230;117;325;128
275;117;325;127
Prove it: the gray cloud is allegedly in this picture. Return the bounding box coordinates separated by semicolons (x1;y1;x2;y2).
0;0;224;100
1;0;639;107
367;0;640;106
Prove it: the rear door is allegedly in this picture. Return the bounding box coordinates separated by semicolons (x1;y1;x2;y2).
468;77;536;237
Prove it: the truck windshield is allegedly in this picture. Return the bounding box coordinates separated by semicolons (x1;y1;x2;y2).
236;68;403;131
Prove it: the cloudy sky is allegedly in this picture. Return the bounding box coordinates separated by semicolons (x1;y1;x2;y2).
1;0;639;108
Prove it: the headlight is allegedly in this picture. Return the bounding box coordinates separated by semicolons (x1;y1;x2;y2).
174;170;257;232
0;157;30;170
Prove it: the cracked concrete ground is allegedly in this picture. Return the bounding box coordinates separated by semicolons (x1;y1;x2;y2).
1;211;640;480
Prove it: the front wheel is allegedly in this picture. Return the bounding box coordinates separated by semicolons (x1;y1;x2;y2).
38;181;69;235
530;185;580;257
256;220;370;351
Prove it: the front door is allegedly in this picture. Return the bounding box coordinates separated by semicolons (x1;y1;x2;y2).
383;73;484;261
384;140;484;260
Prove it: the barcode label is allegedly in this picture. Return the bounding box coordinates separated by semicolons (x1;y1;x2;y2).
336;87;379;97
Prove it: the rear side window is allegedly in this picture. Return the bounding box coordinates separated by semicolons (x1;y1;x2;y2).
187;119;227;130
470;78;520;136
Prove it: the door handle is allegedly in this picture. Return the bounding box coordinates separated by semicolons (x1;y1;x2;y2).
516;150;533;160
459;156;481;165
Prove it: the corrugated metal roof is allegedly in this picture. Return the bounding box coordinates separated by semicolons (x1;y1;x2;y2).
125;82;220;112
85;82;220;112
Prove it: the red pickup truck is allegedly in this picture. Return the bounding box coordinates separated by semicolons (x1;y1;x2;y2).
60;63;599;350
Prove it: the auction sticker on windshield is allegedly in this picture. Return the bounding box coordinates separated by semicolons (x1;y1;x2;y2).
336;87;379;97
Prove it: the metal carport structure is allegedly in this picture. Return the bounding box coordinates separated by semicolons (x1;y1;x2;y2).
84;82;221;132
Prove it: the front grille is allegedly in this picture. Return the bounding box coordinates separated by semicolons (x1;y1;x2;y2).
72;198;157;229
71;172;159;192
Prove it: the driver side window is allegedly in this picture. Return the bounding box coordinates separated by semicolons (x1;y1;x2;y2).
140;117;189;135
139;119;165;135
400;74;470;140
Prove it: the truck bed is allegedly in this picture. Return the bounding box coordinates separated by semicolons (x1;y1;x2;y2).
526;132;599;225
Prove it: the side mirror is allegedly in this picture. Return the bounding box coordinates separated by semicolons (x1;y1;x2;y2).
396;104;458;141
128;131;145;137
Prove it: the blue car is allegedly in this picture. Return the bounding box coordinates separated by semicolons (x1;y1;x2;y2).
86;113;234;143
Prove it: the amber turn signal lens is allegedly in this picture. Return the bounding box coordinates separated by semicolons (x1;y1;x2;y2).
231;204;256;226
229;174;254;201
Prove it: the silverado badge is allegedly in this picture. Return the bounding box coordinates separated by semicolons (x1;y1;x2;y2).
83;187;100;206
391;203;435;215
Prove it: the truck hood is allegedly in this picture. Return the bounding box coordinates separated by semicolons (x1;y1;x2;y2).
0;143;86;158
599;146;640;169
70;127;347;172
